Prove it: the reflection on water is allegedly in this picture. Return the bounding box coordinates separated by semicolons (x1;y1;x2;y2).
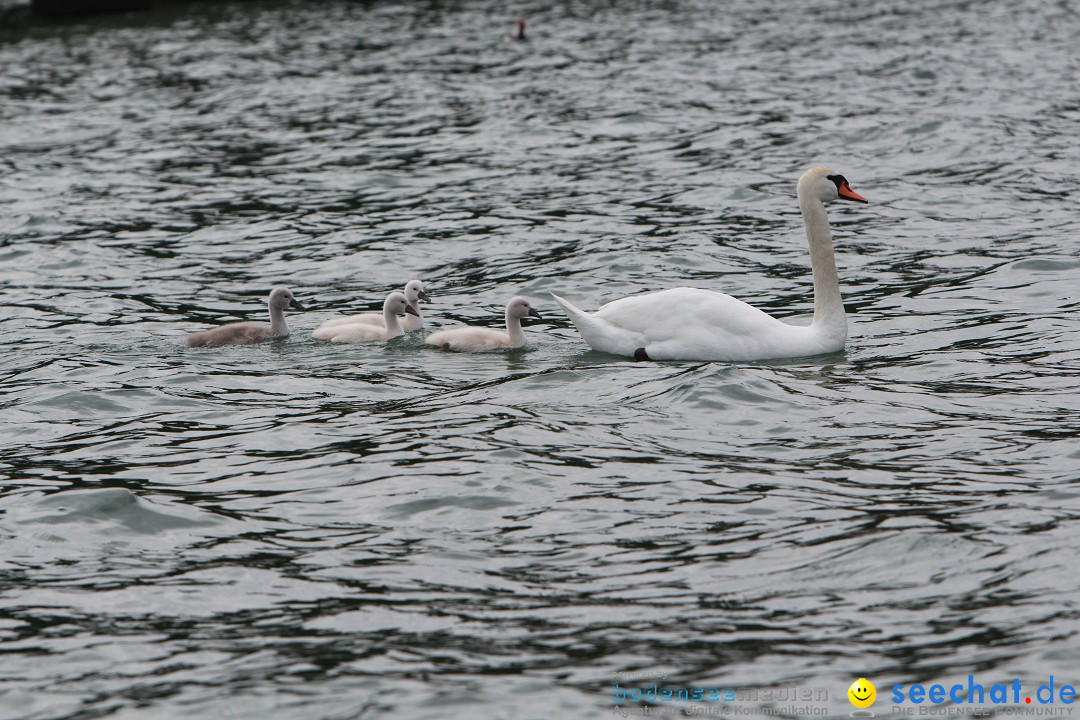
1;0;1079;717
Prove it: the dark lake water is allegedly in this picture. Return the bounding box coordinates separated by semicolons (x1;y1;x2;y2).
1;0;1079;718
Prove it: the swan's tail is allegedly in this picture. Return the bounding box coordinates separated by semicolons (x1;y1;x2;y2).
550;292;641;357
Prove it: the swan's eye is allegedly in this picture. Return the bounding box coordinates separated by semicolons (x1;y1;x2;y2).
826;174;847;192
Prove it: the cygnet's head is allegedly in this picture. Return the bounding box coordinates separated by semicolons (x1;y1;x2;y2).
385;291;420;316
506;296;541;320
798;167;868;205
269;287;305;311
404;279;431;304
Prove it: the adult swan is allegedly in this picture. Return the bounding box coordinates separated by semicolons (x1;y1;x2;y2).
551;167;868;362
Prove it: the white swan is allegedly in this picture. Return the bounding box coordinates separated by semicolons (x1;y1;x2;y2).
317;279;430;333
426;296;542;352
186;287;305;347
311;291;418;343
552;167;868;361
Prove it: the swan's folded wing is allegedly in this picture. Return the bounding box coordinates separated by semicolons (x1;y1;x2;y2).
596;288;781;339
188;321;274;347
426;327;512;352
311;322;385;342
313;316;383;339
320;313;383;328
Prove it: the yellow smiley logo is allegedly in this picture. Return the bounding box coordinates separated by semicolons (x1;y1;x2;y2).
848;678;876;709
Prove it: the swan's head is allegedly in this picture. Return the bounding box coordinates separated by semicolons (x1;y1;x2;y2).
507;296;542;320
404;279;431;304
385;291;420;316
799;167;868;205
269;287;305;311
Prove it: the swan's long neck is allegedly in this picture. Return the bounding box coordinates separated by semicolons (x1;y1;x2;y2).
384;304;404;338
505;310;525;346
268;301;289;336
799;194;846;337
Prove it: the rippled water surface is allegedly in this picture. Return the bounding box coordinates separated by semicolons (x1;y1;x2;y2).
2;0;1079;717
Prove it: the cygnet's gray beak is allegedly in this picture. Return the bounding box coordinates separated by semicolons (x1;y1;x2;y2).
405;305;421;317
417;290;432;303
289;298;306;311
528;308;542;319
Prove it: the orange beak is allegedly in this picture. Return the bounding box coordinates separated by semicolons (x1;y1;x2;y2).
837;181;868;204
